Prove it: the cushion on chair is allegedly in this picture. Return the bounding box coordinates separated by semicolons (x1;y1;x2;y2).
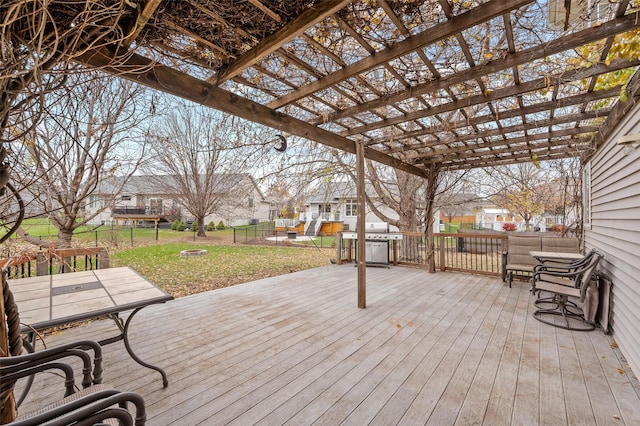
506;236;541;267
541;237;580;253
505;263;535;273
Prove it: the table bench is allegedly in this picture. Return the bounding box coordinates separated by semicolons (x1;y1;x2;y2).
502;235;580;287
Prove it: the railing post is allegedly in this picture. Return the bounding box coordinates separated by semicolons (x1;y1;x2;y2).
438;235;445;271
99;248;109;269
336;232;342;264
36;252;47;276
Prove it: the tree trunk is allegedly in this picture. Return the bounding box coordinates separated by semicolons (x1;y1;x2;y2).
196;217;206;237
57;228;73;248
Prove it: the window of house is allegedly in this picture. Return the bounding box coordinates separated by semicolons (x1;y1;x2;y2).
121;195;132;201
345;199;357;216
248;197;254;208
89;194;104;209
583;161;591;228
150;198;163;215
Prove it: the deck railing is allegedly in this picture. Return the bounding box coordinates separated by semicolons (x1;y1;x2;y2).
337;232;508;276
0;253;38;279
0;247;109;278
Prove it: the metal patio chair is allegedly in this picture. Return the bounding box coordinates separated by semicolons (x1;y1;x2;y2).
531;251;603;331
1;271;146;425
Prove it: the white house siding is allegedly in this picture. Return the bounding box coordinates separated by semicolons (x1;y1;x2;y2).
585;101;640;379
205;196;271;227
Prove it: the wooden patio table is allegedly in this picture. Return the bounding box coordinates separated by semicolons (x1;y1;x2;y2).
9;266;173;388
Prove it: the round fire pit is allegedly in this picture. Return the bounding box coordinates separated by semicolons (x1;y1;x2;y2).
179;249;208;257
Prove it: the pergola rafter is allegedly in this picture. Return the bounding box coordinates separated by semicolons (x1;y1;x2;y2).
268;0;532;110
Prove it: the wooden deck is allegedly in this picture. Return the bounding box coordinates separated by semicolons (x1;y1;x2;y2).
15;265;640;425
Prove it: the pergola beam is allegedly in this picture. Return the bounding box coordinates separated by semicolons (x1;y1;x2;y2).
354;58;639;140
392;110;607;156
409;127;598;162
267;0;533;109
76;47;427;178
215;0;351;84
124;0;162;47
438;144;589;170
315;14;640;126
377;108;611;151
344;76;625;137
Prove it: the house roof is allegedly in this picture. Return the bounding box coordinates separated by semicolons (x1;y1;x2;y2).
306;181;356;204
5;1;640;176
96;173;265;199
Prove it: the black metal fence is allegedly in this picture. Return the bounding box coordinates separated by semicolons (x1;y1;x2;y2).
233;223;336;249
337;231;508;276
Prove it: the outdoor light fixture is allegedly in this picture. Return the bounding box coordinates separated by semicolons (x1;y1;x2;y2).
271;134;287;152
618;133;640;155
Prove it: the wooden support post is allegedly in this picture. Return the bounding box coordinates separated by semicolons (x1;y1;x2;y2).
36;252;48;276
439;234;446;271
99;248;110;269
356;141;366;309
392;240;398;265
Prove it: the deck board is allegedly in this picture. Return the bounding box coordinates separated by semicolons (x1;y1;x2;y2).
13;264;640;425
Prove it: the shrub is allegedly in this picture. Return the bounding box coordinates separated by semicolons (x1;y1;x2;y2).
502;222;517;232
175;221;186;231
171;219;180;231
190;222;199;232
216;220;225;230
550;223;568;234
207;221;216;231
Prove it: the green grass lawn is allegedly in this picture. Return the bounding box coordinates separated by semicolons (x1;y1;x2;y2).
4;219;335;298
12;218;238;245
111;243;334;297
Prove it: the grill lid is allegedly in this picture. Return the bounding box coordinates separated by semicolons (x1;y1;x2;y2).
364;222;389;233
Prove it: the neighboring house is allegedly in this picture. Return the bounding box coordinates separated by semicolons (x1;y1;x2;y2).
583;96;640;380
83;174;271;227
299;181;400;232
476;208;524;231
437;193;483;230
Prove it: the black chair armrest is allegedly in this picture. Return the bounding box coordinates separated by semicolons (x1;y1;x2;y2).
1;340;102;387
501;252;507;282
12;390;147;426
533;268;581;280
1;362;77;397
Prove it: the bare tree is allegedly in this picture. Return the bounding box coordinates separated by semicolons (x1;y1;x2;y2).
543;158;583;239
485;163;550;231
146;104;266;237
14;72;152;246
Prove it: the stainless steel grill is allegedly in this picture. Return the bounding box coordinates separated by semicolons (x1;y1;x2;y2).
342;222;403;267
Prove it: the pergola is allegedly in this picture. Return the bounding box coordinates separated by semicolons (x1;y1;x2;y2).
2;1;640;306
